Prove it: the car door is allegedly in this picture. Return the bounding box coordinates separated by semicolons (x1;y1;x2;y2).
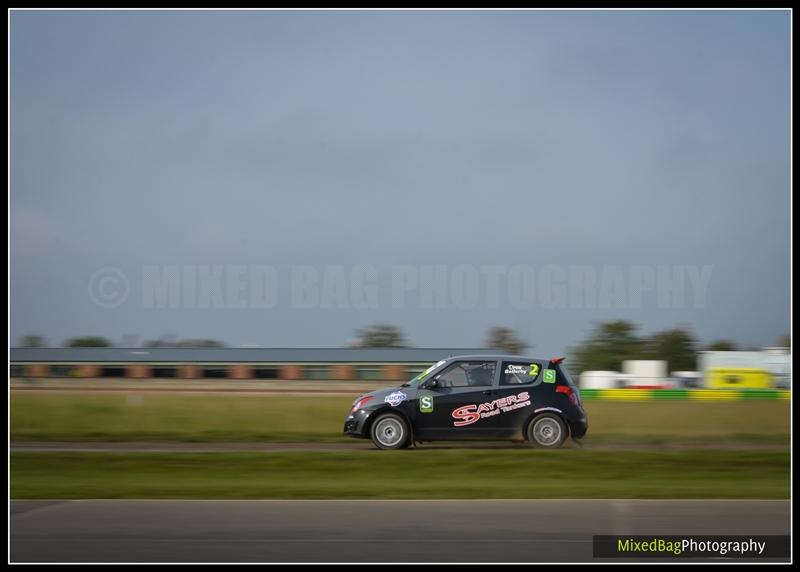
492;360;546;437
413;359;500;440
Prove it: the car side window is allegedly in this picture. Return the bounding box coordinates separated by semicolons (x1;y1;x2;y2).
435;361;496;388
501;361;544;386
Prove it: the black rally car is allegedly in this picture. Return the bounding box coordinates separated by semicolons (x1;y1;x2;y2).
343;354;588;449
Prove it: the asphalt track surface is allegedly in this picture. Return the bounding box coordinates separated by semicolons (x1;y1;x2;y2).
10;500;790;563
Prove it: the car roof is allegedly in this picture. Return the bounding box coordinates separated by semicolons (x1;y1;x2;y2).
444;354;554;363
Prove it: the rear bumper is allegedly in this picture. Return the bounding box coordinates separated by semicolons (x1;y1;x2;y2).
569;416;588;440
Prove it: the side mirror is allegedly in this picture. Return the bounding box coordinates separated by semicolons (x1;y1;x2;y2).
422;378;438;390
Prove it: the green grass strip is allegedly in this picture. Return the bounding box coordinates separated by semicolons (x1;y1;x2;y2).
11;394;790;444
11;449;789;500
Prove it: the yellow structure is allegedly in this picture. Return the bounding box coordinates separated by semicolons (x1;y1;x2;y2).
706;367;772;389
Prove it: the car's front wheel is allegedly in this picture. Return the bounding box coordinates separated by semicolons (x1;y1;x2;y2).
370;412;411;450
527;413;568;448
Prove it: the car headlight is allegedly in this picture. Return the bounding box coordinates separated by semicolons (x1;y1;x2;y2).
351;396;374;413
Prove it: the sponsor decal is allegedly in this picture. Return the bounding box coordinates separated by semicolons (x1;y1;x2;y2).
504;363;540;378
543;369;557;383
384;391;407;407
451;391;531;427
419;394;434;413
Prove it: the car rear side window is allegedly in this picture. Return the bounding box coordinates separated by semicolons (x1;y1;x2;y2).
501;361;544;386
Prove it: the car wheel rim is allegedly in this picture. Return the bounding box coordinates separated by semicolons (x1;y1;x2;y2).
533;417;561;446
375;418;403;447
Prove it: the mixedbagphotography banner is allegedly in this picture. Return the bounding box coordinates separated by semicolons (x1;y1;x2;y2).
593;535;791;559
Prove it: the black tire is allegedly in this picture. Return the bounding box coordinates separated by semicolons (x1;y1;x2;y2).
527;413;568;449
369;412;411;450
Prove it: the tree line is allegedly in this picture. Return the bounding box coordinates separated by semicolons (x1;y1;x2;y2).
17;324;789;374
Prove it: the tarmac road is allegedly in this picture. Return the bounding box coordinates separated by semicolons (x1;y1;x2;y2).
10;499;790;563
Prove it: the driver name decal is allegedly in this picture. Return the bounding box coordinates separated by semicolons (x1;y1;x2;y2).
451;391;531;427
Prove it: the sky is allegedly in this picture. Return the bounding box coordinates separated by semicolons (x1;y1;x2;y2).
10;9;791;355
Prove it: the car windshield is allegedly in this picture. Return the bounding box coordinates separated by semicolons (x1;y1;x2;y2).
401;360;447;387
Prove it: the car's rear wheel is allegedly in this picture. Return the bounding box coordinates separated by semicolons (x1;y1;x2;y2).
527;413;568;448
370;412;411;450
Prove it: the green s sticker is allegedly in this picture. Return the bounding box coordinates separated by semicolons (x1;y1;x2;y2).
419;394;434;413
528;364;540;377
543;369;557;383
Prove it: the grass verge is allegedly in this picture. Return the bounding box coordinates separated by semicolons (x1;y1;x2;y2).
11;449;789;499
10;393;790;445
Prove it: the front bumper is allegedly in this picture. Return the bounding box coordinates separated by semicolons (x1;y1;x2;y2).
343;409;371;438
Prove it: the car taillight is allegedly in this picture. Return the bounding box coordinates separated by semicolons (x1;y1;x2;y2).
556;385;577;405
351;396;373;412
